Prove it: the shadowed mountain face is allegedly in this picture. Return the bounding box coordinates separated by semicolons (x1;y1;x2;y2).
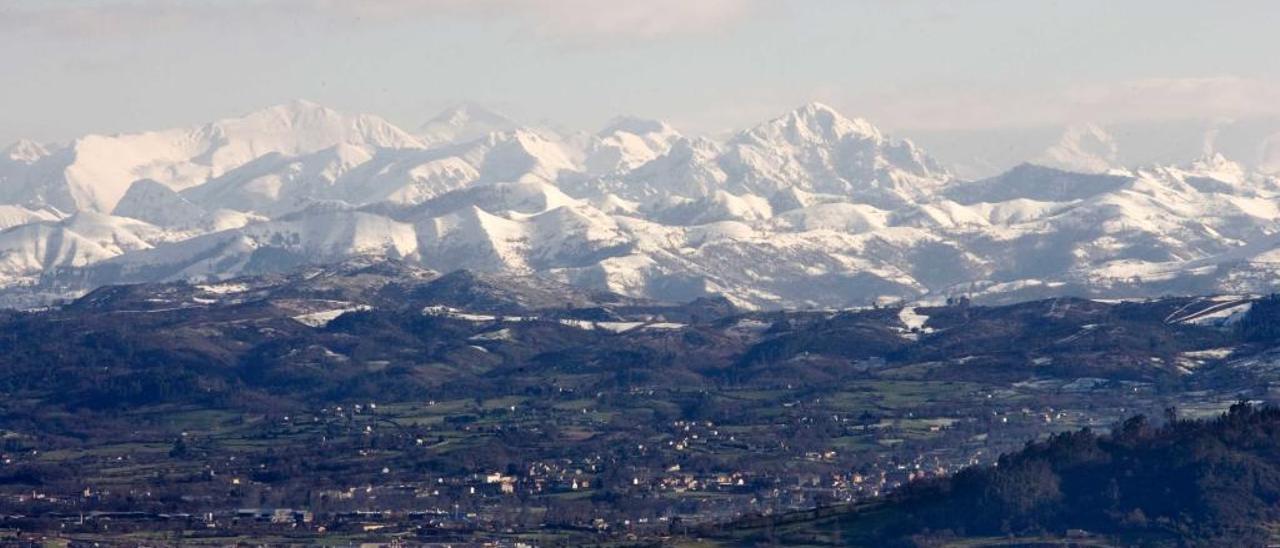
3;102;1280;310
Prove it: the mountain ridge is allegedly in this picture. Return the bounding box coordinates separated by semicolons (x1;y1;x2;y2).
2;101;1280;309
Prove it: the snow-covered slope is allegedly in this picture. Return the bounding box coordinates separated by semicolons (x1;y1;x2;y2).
0;211;167;287
88;208;418;284
584;117;683;174
5;100;424;213
0;205;61;231
5;101;1280;308
565;136;728;201
113;179;211;229
178;143;377;215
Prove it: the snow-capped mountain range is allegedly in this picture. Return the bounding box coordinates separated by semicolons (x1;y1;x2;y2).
3;100;1280;309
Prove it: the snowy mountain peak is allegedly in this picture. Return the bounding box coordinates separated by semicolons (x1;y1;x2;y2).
1181;152;1248;185
502;128;554;145
792;101;850;121
584;117;683;174
113;179;208;228
716;104;946;204
430;103;513;128
419;103;519;146
599;116;675;137
0;205;61;231
470;129;578;183
1188;152;1243;173
749;102;883;144
7;100;427;214
1036;123;1119;173
264;98;326;115
574;135;726;199
4;140;51;164
214;100;425;153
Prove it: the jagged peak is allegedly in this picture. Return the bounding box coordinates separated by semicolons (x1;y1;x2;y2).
506;127;553;143
599;116;675;137
238;99;338;121
425;103;515;127
195;99;427;152
666;135;722;157
1188;151;1240;170
740;102;884;145
484;128;575;160
793;101;840;117
4;139;51;164
1181;152;1247;183
219;100;412;134
418;104;519;147
1034;123;1120;174
792;101;873;126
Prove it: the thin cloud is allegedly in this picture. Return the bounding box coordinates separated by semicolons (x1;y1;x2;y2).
0;0;216;37
524;0;753;41
1;0;758;42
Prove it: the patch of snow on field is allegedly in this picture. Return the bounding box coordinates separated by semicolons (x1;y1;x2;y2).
1181;347;1236;360
469;328;514;341
898;307;933;339
643;322;686;330
293;305;371;327
558;319;679;332
196;282;250;294
595;321;647;333
1173;301;1252;327
422;305;510;322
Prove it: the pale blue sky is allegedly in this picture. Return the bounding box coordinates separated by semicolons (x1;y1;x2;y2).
2;0;1279;145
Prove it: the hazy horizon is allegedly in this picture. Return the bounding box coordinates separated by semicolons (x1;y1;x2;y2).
4;0;1280;153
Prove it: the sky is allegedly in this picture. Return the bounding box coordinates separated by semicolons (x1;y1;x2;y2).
2;0;1280;147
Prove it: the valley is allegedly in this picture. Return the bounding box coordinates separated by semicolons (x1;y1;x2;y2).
0;262;1276;544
